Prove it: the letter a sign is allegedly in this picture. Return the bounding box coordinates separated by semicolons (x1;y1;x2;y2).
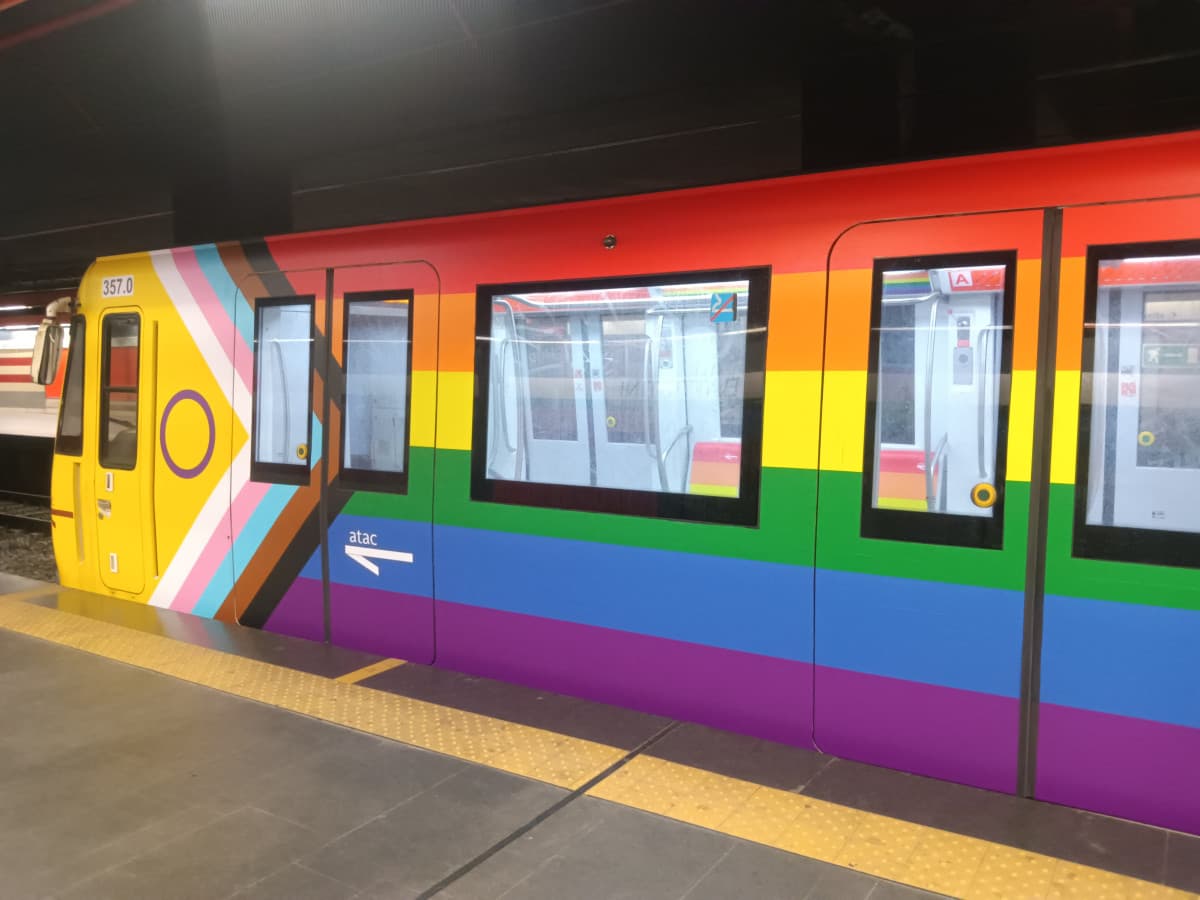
949;269;974;289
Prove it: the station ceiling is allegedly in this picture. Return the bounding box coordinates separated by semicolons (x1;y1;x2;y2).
3;0;1200;298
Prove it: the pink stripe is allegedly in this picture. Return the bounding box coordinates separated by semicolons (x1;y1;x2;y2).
171;247;253;394
170;477;267;613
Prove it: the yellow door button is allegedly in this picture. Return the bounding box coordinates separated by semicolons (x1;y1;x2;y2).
606;416;617;428
296;444;309;460
1138;431;1155;447
971;482;997;509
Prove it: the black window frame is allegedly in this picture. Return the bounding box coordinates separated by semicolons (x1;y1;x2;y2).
470;266;771;527
860;250;1017;549
250;295;315;486
1072;238;1200;568
55;314;85;456
98;312;141;471
336;289;415;494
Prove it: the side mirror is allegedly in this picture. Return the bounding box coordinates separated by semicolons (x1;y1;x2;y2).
30;318;63;385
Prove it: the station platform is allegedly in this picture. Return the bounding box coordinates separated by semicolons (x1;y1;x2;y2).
0;573;1196;900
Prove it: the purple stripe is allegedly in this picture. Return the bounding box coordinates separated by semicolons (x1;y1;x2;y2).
263;576;325;643
435;600;814;748
1037;703;1200;836
330;582;435;664
814;666;1018;793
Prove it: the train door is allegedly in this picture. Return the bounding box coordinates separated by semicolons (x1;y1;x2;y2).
231;266;326;638
814;210;1045;793
94;309;146;594
1037;197;1200;835
324;263;439;663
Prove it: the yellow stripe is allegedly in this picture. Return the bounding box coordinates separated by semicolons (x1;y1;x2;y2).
818;369;867;473
334;657;406;683
436;370;474;451
877;497;927;511
410;369;437;448
763;370;821;470
1006;369;1036;483
1051;369;1082;485
688;483;739;498
0;596;622;790
587;756;1193;900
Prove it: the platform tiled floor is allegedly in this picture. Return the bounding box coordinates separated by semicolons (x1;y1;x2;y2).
1;574;1197;899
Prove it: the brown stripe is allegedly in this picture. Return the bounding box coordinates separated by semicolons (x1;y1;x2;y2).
49;508;74;519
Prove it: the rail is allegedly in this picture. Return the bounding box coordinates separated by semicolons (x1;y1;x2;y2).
0;489;51;532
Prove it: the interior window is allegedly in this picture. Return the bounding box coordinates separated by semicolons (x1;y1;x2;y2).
99;314;140;470
1075;245;1200;566
473;268;769;526
863;255;1015;548
341;292;412;490
252;298;313;483
56;316;85;456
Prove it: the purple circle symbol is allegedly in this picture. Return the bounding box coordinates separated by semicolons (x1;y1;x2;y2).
160;390;215;479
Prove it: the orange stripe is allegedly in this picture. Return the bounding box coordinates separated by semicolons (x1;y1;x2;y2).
878;471;926;500
689;461;740;488
412;293;439;372
438;293;475;372
765;272;826;371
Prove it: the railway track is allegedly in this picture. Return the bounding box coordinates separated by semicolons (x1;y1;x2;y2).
0;490;51;532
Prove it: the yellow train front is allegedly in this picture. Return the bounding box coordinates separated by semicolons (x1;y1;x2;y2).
41;129;1200;839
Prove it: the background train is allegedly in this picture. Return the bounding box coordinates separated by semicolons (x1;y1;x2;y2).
32;129;1200;837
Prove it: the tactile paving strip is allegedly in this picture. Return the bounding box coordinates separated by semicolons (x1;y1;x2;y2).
0;592;624;789
1;589;1195;900
588;755;1199;900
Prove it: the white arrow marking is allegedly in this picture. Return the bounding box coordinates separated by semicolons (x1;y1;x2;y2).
345;545;414;576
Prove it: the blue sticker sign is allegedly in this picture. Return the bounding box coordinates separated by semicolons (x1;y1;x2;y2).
710;291;737;323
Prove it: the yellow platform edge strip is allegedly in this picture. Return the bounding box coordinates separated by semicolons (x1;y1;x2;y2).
0;593;1192;900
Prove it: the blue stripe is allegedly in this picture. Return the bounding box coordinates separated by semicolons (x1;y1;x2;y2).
1042;594;1200;729
433;525;812;661
193;243;254;349
815;570;1023;697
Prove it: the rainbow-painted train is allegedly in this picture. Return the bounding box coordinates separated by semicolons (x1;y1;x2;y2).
38;130;1200;835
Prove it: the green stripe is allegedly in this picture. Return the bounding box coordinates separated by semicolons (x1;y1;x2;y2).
1044;483;1200;611
813;470;1030;591
431;450;814;565
340;446;435;519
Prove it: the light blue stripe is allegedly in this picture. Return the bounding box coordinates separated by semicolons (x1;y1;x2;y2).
433;525;813;661
815;569;1024;697
192;482;297;618
1042;594;1200;729
193;243;255;349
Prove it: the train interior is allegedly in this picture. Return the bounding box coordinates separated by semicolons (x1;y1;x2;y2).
1084;253;1200;534
872;265;1007;516
485;278;748;498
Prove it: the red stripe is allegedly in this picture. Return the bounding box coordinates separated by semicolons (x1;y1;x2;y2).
0;374;36;383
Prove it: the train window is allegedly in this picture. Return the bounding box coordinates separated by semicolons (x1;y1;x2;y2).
861;252;1016;549
471;267;770;525
251;297;314;485
1073;241;1200;567
98;314;140;471
339;291;413;492
56;316;85;456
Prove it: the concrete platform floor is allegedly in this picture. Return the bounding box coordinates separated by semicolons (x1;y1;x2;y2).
0;574;1196;899
0;627;933;899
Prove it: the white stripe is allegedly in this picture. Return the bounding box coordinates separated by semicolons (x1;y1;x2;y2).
148;444;245;608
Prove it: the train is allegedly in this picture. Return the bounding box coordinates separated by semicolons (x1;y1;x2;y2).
30;129;1200;837
1;290;70;439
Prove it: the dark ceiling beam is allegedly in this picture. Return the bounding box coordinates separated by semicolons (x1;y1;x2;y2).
0;0;135;52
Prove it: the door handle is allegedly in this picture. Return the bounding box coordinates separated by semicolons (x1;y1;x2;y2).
97;499;112;519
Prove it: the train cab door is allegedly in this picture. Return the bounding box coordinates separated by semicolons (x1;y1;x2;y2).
1036;197;1200;834
94;309;146;594
814;210;1045;794
324;263;440;663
